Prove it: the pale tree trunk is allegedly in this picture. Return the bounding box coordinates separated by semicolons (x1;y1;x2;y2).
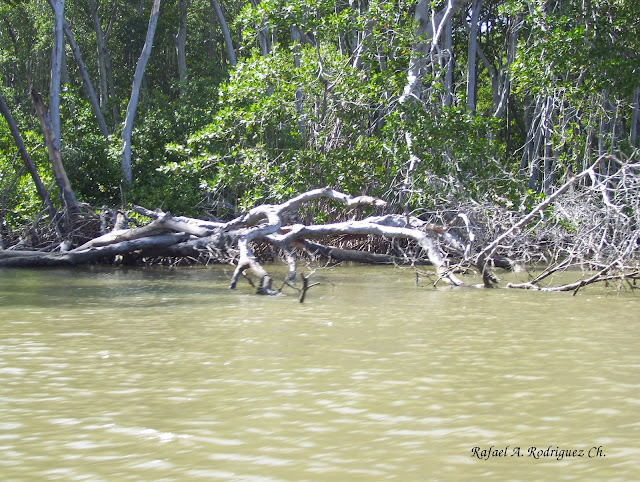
493;16;520;119
611;100;621;154
62;19;110;138
523;95;547;190
631;87;639;146
352;22;375;70
598;91;607;156
47;0;65;151
291;25;305;136
443;17;454;106
31;88;78;213
400;0;469;103
351;1;374;71
399;0;469;195
89;0;118;124
519;94;532;176
582;104;597;173
0;92;57;220
210;0;236;66
539;92;557;194
529;96;552;192
121;0;161;187
88;0;108;108
176;0;188;94
249;0;269;57
475;16;520;119
543;132;554;194
465;0;482;113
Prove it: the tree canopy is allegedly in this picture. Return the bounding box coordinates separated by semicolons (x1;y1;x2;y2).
0;0;638;234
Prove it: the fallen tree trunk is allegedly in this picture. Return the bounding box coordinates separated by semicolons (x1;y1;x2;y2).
0;188;463;292
0;233;190;268
301;240;432;265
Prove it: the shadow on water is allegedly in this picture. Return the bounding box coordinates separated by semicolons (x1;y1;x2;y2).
0;265;638;480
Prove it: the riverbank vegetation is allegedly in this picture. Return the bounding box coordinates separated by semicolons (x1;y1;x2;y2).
1;0;638;296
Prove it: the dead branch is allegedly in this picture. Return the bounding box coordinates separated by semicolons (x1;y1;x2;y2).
0;233;189;267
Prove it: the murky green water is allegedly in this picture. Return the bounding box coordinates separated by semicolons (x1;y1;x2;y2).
0;265;638;480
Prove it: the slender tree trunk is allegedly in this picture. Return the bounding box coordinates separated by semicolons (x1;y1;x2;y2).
176;0;188;94
47;0;65;151
598;90;610;158
0;92;57;220
631;87;639;146
291;25;305;136
210;0;236;66
351;1;373;71
89;0;118;124
401;0;469;103
88;0;108;108
529;96;552;192
249;0;269;57
543;136;554;194
121;0;161;187
519;94;532;176
443;17;454;106
582;105;597;173
493;16;520;119
466;0;482;113
611;100;621;153
31;88;78;213
352;19;375;70
524;95;546;190
62;20;110;138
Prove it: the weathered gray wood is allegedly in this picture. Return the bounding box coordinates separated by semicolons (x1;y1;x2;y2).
210;0;236;66
266;219;463;286
72;221;173;251
31;87;78;213
132;189;462;291
176;0;188;93
62;18;110;138
0;233;189;268
47;0;65;151
301;240;431;266
2;183;636;297
121;0;161;186
0;250;44;260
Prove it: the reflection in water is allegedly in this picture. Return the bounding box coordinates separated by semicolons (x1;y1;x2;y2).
0;266;638;480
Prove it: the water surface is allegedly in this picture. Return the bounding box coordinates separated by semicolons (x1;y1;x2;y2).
0;266;638;480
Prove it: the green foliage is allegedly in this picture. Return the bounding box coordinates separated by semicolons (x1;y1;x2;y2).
163;39;407;213
1;0;637;227
391;103;518;207
159;0;420;215
126;76;224;216
512;0;640;97
60;90;119;206
0;108;54;229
